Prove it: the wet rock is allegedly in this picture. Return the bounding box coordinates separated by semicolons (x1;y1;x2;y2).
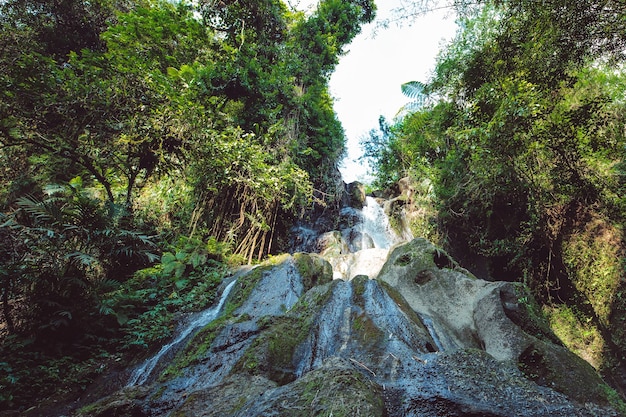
315;231;349;258
325;248;389;281
241;357;384;417
292;252;333;290
76;229;623;416
345;181;366;208
379;238;615;406
173;374;277;417
74;386;151;417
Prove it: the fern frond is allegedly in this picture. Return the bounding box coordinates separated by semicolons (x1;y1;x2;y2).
96;278;122;291
16;195;65;225
144;252;160;263
66;251;98;267
396;81;431;119
43;184;69;197
401;81;426;99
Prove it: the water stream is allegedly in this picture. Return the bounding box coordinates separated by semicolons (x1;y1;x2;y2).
126;279;238;387
361;196;398;249
328;196;402;280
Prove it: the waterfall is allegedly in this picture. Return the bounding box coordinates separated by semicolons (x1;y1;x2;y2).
361;196;398;249
126;279;238;387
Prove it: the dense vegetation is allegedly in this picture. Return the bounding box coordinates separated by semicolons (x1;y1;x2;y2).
364;0;626;396
0;0;374;410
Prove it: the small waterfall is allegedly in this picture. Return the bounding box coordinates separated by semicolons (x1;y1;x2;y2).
126;279;238;387
361;196;398;249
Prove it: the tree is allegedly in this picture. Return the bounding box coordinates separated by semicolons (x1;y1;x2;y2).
372;0;626;395
0;1;210;208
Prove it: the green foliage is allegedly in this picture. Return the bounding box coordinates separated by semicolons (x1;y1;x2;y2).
371;0;626;398
0;177;161;408
101;236;229;351
0;0;376;411
1;178;157;337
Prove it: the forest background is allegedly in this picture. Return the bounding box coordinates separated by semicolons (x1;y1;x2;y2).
1;0;626;412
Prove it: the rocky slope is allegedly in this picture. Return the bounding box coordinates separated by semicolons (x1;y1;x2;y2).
74;184;623;417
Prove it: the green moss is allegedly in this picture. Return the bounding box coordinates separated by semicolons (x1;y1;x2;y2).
225;264;276;316
379;280;426;330
293;252;333;291
159;317;228;380
518;345;554;384
274;358;384;417
351;274;369;306
517;340;612;406
158;257;292;381
381;238;441;275
601;384;626;416
562;226;623;327
544;304;604;370
234;283;334;384
508;283;562;345
75;386;149;417
352;312;384;348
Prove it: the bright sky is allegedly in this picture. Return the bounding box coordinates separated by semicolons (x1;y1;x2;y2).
295;0;458;183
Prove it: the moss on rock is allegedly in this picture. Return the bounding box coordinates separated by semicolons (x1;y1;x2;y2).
293;252;333;291
233;283;334;385
245;357;384;417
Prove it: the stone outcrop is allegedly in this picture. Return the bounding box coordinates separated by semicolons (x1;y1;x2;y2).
344;181;366;209
76;239;622;417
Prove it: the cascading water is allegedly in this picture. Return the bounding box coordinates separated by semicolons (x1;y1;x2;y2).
126;279;238;387
361;196;399;249
310;194;407;281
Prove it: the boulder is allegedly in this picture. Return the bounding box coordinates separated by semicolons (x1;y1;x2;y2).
344;181;366;209
77;240;622;417
378;238;613;405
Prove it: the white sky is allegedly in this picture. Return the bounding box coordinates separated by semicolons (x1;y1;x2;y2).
295;0;458;183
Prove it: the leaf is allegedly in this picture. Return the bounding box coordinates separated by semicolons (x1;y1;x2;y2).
174;263;185;279
68;176;83;189
66;251;98;267
174;279;188;290
166;66;179;78
401;81;426;99
161;252;176;265
115;312;129;325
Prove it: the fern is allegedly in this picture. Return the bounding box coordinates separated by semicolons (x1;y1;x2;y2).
397;80;431;119
15;195;61;225
65;252;98;267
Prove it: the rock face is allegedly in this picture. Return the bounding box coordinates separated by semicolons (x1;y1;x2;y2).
76;186;622;417
345;181;367;209
78;240;620;417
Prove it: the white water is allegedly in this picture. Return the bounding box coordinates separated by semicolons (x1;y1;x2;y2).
327;197;405;281
126;279;238;387
361;196;398;249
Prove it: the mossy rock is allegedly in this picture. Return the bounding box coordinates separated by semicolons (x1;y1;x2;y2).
518;340;613;406
345;181;366;208
293;252;333;291
501;283;562;346
378;238;469;287
75;386;151;417
233;283;334;384
316;231;349;258
171;374;277;417
242;357;384;417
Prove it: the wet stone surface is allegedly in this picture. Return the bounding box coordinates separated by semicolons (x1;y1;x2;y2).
77;184;622;417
